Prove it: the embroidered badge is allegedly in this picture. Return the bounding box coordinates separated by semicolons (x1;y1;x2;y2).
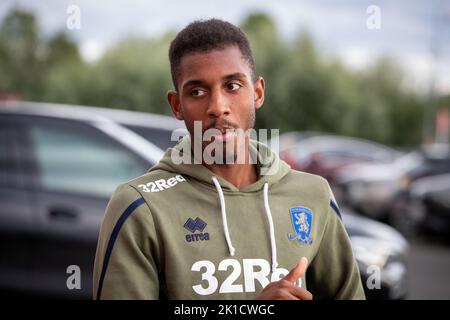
288;206;313;245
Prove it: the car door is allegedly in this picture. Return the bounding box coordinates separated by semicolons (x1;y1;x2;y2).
21;115;151;298
0;115;35;294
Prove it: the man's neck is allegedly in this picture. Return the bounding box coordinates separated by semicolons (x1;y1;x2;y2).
204;162;258;190
194;136;259;189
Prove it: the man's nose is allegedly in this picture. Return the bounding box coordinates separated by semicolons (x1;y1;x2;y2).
207;89;230;118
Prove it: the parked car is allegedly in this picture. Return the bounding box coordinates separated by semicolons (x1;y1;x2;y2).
84;106;187;151
337;144;450;221
0;101;163;298
390;173;450;237
277;132;400;187
342;209;409;300
0;102;409;299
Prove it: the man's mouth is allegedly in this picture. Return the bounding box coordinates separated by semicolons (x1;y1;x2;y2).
209;127;236;142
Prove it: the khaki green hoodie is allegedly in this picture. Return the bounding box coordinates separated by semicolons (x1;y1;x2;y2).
93;136;365;300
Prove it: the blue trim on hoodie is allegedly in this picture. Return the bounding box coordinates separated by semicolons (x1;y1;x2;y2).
330;200;342;220
96;197;145;300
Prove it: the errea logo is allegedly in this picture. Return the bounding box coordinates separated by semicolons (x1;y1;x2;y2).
138;174;186;193
184;217;210;242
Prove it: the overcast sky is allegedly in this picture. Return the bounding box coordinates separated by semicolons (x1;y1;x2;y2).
1;0;449;94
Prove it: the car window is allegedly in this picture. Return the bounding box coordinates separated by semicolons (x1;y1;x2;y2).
28;120;148;198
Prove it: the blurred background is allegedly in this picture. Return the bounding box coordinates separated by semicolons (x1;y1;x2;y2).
0;0;449;299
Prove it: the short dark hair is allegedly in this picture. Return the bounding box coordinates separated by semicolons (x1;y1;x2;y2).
169;18;256;90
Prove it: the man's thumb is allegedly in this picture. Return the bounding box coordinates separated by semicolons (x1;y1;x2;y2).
283;257;308;283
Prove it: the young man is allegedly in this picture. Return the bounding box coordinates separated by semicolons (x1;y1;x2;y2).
93;19;365;300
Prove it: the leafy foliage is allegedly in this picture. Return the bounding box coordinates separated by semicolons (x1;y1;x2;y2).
0;9;435;146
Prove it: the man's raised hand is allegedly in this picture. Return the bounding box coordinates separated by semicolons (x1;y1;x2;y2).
256;257;313;300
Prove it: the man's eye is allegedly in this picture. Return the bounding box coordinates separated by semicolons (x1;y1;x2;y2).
191;89;206;97
227;83;242;91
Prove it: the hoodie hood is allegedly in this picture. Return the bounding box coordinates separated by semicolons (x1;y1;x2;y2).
149;135;291;193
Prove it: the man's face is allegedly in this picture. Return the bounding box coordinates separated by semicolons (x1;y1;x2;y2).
168;45;265;163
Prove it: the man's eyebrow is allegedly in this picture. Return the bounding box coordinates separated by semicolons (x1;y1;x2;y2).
182;79;204;89
181;72;248;90
223;72;247;81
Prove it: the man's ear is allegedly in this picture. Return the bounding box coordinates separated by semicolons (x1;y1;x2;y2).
167;90;184;120
254;76;265;110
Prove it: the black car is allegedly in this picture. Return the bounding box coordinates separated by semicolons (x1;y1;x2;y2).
337;144;450;221
342;210;409;299
0;101;163;298
390;173;450;238
0;101;409;299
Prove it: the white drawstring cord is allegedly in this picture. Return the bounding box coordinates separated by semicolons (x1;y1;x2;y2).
211;177;278;272
263;182;278;272
211;176;235;256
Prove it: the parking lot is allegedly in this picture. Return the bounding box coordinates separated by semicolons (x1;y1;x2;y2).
407;237;450;299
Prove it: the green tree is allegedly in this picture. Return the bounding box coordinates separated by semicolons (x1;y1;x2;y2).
0;9;432;147
0;8;45;97
73;34;174;114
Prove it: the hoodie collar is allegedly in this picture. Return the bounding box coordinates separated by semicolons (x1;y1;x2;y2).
149;135;290;192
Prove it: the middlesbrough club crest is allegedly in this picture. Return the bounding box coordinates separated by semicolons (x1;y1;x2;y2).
288;206;313;245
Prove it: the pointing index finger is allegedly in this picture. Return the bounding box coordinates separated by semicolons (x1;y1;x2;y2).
283;257;308;283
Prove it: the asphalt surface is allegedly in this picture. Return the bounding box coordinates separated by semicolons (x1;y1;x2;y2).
406;236;450;299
